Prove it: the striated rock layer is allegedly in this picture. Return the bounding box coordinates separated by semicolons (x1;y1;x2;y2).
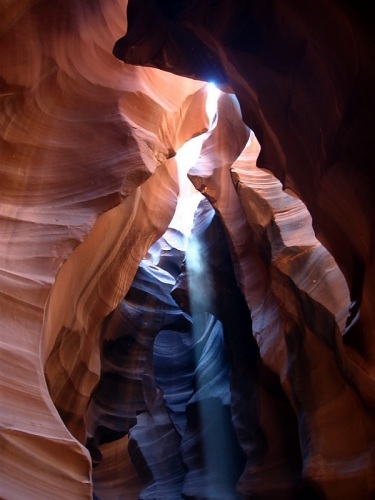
0;1;207;498
1;1;375;499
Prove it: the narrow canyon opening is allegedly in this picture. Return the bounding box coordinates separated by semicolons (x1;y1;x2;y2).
42;72;351;499
87;83;249;498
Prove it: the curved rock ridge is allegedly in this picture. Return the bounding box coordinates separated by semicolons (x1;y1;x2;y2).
186;92;374;497
230;130;350;334
117;0;375;368
85;254;190;498
0;1;209;498
84;258;191;450
44;156;180;443
92;436;141;500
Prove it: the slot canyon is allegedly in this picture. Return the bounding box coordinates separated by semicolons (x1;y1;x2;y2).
0;1;374;499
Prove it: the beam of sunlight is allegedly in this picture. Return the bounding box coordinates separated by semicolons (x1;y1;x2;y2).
147;83;238;500
186;233;239;498
172;85;238;497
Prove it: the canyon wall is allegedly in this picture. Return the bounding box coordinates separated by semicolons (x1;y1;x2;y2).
1;0;374;498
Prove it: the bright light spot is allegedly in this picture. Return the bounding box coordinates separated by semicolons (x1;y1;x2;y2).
170;134;205;238
170;81;220;239
175;134;203;174
205;82;221;126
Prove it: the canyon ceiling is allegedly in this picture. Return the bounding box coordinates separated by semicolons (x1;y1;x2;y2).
0;0;374;499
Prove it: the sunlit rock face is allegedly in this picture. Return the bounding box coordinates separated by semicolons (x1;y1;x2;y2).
1;1;374;499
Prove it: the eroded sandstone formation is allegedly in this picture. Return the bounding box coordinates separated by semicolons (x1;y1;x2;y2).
1;0;374;499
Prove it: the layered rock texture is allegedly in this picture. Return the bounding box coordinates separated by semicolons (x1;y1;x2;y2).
1;1;374;499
